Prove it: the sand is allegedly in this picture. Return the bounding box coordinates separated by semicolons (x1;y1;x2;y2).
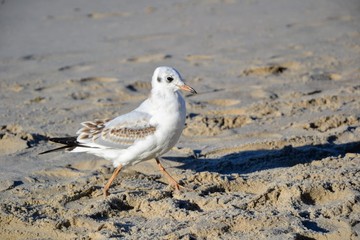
0;0;360;239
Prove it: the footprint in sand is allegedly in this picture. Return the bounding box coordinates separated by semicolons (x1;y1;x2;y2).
58;64;93;72
303;114;359;133
184;114;250;136
74;77;119;83
300;184;355;206
242;62;301;76
126;54;171;63
126;81;151;92
0;125;45;155
250;89;278;100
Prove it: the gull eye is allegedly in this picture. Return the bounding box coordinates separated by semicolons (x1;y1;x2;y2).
166;76;174;82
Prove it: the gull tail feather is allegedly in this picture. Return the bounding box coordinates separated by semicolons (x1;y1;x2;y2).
39;137;91;155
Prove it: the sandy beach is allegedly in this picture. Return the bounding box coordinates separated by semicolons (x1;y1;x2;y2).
0;0;359;239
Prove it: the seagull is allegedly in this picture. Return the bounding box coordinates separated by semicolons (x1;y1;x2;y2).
41;66;197;197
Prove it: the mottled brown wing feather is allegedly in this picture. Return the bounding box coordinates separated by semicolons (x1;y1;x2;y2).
76;117;156;148
101;126;156;145
77;118;111;141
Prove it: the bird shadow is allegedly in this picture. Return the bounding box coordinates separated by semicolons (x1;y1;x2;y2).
164;140;360;175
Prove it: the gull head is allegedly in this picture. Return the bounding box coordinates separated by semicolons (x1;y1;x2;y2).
152;66;197;94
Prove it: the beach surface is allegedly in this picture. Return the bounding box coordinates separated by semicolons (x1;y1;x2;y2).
0;0;359;239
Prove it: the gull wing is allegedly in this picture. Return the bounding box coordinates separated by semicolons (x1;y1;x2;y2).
76;111;156;149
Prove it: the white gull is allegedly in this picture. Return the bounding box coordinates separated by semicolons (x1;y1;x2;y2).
41;66;197;197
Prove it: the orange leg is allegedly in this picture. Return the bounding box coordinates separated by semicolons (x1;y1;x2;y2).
103;164;123;198
155;158;180;191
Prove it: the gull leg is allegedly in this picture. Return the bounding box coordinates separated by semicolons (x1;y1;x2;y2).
155;158;180;191
103;164;123;198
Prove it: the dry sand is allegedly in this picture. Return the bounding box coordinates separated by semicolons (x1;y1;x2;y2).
1;0;360;239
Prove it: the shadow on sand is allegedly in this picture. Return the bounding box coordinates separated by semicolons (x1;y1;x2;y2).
164;141;360;175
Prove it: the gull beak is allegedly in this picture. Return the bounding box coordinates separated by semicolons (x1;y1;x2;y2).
178;83;197;94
